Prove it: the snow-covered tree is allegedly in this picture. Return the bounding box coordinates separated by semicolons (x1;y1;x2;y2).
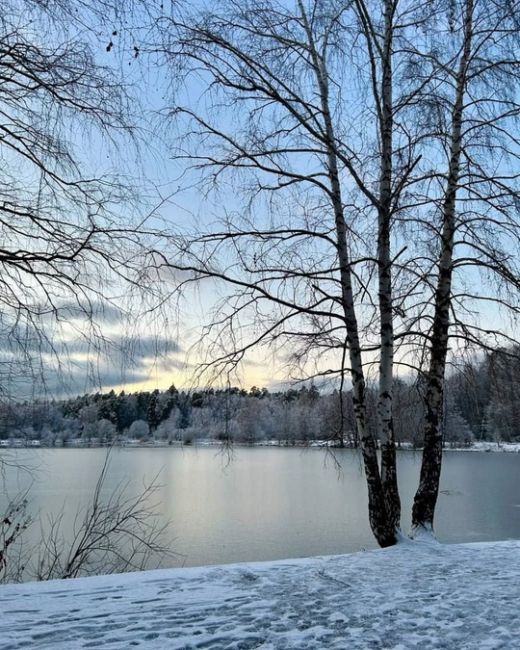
128;419;150;440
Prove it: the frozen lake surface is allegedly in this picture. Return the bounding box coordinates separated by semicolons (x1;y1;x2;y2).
1;447;519;569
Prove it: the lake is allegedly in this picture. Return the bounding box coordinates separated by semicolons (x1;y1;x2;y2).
1;447;519;571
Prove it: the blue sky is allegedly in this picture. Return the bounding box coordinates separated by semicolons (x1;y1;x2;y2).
5;0;518;399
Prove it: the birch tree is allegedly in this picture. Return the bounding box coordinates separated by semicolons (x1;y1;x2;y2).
152;0;520;545
410;0;520;531
152;0;429;546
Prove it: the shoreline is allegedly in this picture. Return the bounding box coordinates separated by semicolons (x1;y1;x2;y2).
1;439;519;452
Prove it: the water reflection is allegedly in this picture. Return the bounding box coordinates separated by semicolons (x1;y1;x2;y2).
1;447;519;569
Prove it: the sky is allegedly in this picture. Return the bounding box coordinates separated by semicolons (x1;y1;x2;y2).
4;0;518;400
0;1;322;397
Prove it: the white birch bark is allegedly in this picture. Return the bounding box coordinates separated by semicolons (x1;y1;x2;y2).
412;0;474;531
377;0;400;532
299;1;396;547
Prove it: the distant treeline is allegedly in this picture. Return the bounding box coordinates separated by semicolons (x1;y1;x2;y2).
1;348;519;446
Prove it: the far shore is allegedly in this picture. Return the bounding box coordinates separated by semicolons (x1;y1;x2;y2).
1;438;519;453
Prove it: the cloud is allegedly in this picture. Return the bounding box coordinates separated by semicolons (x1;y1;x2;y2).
55;301;125;325
0;325;184;399
0;352;170;399
0;326;182;360
115;335;182;361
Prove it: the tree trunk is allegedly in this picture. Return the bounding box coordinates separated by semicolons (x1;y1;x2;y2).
377;0;400;532
299;2;397;547
412;0;474;532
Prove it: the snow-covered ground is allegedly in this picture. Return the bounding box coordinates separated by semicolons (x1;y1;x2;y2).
1;539;519;649
449;441;520;453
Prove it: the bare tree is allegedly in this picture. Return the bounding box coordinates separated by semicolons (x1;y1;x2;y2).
0;453;175;584
407;0;520;531
33;455;174;581
149;0;520;547
0;497;31;583
0;0;176;581
150;0;429;546
0;0;151;398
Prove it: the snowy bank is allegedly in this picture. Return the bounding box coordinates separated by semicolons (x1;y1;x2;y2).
1;540;519;649
445;441;520;453
2;438;520;452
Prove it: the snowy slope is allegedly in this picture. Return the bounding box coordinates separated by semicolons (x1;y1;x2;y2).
1;539;519;649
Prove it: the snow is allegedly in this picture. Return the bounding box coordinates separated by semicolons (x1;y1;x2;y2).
1;540;519;649
451;441;520;453
2;438;520;452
